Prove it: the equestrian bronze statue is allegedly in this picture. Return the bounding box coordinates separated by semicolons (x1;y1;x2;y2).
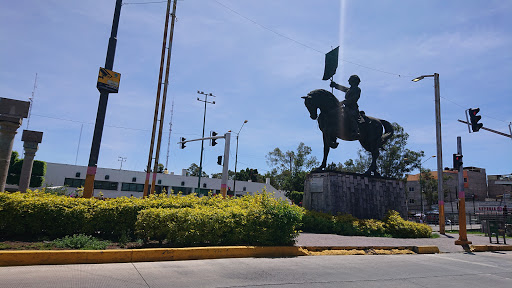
302;75;394;176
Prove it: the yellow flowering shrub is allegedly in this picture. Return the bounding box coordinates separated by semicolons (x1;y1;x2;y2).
0;191;302;245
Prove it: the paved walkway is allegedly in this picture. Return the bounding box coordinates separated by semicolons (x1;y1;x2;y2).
295;232;508;253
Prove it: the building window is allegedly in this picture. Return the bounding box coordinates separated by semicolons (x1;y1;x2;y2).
94;180;118;191
464;178;467;183
121;183;144;192
75;172;80;178
64;178;85;188
243;187;246;192
157;179;162;184
132;177;137;182
409;187;414;192
203;183;207;188
105;175;109;180
409;199;415;204
181;181;185;186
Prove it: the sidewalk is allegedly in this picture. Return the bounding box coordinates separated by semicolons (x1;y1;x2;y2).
295;232;507;253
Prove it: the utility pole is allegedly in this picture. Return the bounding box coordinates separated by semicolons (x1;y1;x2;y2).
83;0;123;198
118;156;126;170
144;0;178;197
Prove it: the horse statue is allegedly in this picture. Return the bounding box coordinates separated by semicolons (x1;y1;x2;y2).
302;89;394;176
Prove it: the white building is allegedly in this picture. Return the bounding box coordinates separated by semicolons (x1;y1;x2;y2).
42;162;287;199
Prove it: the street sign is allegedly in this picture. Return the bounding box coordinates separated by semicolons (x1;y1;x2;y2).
97;67;121;93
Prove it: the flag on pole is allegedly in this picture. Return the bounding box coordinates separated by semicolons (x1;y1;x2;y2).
322;46;339;80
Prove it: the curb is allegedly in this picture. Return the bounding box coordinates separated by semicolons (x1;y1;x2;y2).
0;245;439;267
471;245;512;252
0;246;307;266
304;246;439;254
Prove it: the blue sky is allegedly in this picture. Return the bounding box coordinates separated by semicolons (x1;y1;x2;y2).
1;0;511;178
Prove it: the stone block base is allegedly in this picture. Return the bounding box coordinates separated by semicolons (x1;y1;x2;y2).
304;171;406;219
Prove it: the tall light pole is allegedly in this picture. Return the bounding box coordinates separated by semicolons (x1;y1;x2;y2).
197;91;215;194
118;156;126;170
232;120;248;197
412;73;445;234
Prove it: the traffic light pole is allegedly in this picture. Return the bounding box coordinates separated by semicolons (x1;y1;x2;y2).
455;136;472;248
178;133;231;197
84;0;123;198
457;120;512;139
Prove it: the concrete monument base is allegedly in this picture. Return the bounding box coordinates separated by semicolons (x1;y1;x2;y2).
304;171;406;220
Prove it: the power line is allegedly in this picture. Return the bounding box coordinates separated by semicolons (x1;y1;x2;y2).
213;0;412;78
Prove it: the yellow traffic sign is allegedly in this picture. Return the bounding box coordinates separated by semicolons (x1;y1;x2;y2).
97;67;121;93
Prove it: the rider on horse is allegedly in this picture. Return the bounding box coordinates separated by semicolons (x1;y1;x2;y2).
330;75;362;139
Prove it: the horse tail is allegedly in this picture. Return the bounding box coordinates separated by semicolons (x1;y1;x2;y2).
379;119;394;148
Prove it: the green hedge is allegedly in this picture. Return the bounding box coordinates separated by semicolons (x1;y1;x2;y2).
0;191;302;246
301;210;431;238
135;193;303;246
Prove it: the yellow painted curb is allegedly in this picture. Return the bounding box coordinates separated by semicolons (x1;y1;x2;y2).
0;246;307;267
412;246;440;254
471;245;512;252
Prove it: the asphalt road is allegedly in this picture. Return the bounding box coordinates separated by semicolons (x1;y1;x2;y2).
1;252;511;288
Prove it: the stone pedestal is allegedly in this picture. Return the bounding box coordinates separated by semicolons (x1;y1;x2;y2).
304;171;406;220
19;130;43;192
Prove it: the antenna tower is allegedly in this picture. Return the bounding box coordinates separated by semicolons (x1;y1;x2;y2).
27;73;38;129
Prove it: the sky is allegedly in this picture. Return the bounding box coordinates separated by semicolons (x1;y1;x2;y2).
1;0;511;179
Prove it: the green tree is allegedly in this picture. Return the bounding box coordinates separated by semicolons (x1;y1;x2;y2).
7;151;46;187
340;123;424;180
266;142;318;192
186;163;208;178
157;163;165;173
236;168;263;183
211;170;235;179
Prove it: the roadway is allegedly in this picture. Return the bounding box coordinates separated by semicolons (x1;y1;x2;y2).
1;252;511;288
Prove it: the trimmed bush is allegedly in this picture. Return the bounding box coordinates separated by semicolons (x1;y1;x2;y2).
135;193;303;246
302;210;430;238
383;210;432;238
0;191;302;246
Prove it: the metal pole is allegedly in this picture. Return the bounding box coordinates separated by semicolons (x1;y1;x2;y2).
221;132;231;198
83;0;122;198
455;136;472;247
232;120;247;197
434;73;445;234
197;94;208;194
419;162;423;217
143;0;172;198
151;0;178;195
233;135;239;197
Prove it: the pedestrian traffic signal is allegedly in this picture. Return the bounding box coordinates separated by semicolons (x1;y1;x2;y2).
180;137;186;149
217;156;222;165
211;131;218;146
453;154;463;170
468;108;483;132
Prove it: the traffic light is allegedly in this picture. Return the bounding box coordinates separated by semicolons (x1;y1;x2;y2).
180;137;186;149
453;154;463;170
211;131;218;146
217;156;222;165
468;108;483;132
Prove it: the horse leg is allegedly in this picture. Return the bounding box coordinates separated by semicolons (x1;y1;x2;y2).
319;133;330;170
365;149;380;176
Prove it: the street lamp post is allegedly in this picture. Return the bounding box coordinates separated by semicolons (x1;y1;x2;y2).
196;91;215;195
412;73;446;234
118;156;126;170
232;120;248;197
